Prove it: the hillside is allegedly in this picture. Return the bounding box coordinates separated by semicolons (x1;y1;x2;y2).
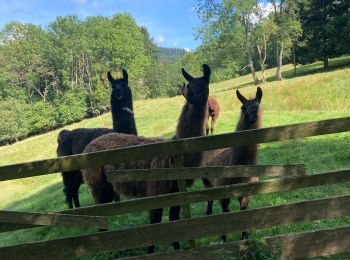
158;47;187;62
0;57;349;258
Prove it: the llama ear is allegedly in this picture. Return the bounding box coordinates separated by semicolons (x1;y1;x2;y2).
256;87;263;102
202;64;211;82
236;89;248;104
122;69;128;82
107;71;115;83
181;68;194;82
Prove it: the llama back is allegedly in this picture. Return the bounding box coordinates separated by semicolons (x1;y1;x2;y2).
83;133;177;198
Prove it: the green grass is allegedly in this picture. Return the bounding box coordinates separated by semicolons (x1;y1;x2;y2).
0;56;350;259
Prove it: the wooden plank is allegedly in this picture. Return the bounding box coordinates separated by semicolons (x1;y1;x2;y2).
106;164;306;182
1;168;349;233
174;156;195;249
0;117;348;182
0;195;349;260
123;225;350;260
0;211;108;229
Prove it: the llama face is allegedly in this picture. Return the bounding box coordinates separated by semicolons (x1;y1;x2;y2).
237;87;263;126
108;69;130;101
181;64;210;106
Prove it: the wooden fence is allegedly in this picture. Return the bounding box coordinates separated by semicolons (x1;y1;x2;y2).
0;117;349;259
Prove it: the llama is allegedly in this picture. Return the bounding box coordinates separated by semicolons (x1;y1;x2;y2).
83;64;210;254
57;69;137;209
178;83;220;135
205;96;220;135
202;87;263;241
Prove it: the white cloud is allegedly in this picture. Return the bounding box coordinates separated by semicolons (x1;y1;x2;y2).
154;35;166;45
184;48;191;52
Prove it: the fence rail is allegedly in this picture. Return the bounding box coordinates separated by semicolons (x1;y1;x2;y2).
106;164;306;182
0;117;349;182
0;211;108;229
0;195;349;260
125;225;350;260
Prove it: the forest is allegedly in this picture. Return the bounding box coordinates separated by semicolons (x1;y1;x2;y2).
0;0;349;144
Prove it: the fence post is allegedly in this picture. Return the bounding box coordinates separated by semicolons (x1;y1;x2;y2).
174;155;196;249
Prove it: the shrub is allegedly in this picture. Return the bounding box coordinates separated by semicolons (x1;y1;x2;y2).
0;99;30;141
54;88;87;125
25;101;56;133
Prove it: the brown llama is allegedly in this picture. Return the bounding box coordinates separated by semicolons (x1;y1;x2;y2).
82;64;210;254
57;69;137;209
202;87;263;241
178;83;220;135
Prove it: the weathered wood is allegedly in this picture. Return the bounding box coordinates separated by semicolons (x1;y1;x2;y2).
106;164;306;182
174;156;195;249
0;117;348;182
123;225;350;260
0;195;349;260
1;168;349;233
0;211;108;229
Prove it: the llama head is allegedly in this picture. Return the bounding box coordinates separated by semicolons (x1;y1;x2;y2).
107;69;131;101
181;64;210;106
236;87;263;126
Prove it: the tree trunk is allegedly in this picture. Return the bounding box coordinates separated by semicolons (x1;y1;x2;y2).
293;41;297;76
323;56;329;69
276;42;283;81
248;54;259;85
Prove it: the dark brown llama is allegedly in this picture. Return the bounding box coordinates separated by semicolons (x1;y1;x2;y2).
202;87;263;241
57;69;137;209
178;83;220;135
83;64;211;254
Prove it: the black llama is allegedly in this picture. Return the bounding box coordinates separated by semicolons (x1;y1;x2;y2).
57;69;137;209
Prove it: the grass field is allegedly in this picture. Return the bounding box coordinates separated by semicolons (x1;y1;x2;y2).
0;57;350;259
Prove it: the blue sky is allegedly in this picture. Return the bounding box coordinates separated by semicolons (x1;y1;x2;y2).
0;0;202;50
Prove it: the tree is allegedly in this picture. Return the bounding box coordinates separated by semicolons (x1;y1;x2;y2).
270;0;302;80
254;5;277;83
196;0;260;84
299;0;350;69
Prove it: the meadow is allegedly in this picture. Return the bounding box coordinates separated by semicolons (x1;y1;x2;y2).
0;57;350;259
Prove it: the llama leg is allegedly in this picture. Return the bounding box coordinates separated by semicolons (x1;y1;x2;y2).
72;191;81;208
202;178;213;215
114;192;120;202
206;201;213;215
90;182;115;204
220;198;231;242
210;117;216;135
63;187;73;209
239;196;251;240
72;173;83;208
169;206;181;250
147;208;164;254
204;118;209;135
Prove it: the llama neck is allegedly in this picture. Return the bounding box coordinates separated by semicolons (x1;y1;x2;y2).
176;102;207;139
229;110;262;165
111;95;137;135
176;101;207;169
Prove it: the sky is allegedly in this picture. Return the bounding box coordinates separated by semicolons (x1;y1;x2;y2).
0;0;202;50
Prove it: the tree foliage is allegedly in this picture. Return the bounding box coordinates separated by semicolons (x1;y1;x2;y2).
0;13;182;143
